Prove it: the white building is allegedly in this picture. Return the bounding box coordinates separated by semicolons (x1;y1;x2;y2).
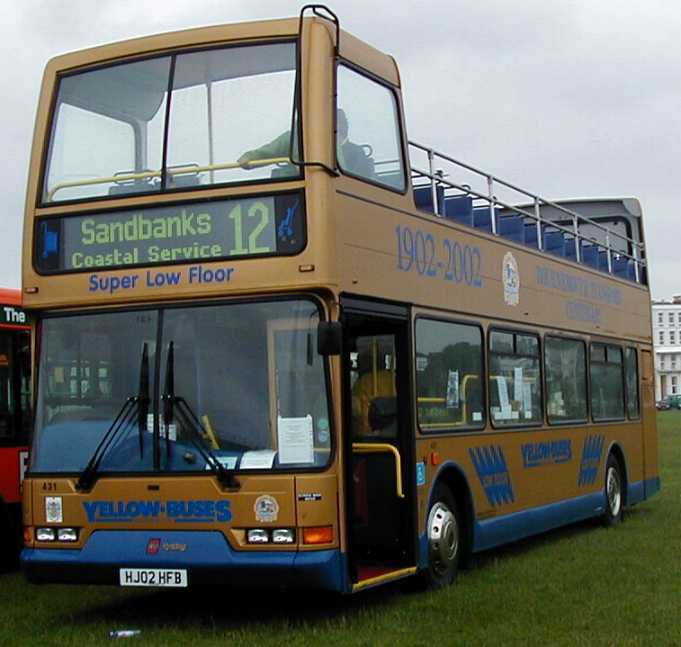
653;295;681;401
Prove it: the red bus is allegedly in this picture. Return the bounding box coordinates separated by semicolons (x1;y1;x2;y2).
0;289;31;567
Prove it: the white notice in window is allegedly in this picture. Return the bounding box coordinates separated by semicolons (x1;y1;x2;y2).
523;382;533;415
496;376;510;411
240;449;276;470
277;415;314;464
445;370;460;408
513;367;524;403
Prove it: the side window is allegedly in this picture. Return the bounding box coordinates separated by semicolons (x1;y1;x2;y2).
16;332;32;441
336;65;405;191
415;319;485;431
590;343;624;420
624;347;640;419
351;335;398;439
544;337;587;424
0;332;15;439
488;330;542;426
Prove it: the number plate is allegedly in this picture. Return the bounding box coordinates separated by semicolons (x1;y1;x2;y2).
119;568;188;588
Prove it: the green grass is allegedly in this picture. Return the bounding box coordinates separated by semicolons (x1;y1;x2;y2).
2;412;681;646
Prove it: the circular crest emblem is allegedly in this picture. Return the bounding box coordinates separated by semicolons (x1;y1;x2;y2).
502;252;520;306
254;495;279;523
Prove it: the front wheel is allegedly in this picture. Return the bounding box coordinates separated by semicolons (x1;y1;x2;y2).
603;455;624;526
421;484;461;589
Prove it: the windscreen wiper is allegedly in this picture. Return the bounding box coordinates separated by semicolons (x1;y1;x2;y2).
77;345;150;492
138;343;150;458
162;341;240;490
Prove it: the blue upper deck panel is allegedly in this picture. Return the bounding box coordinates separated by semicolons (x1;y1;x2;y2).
408;142;645;285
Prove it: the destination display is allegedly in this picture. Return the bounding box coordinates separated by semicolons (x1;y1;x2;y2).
0;305;31;327
35;193;305;274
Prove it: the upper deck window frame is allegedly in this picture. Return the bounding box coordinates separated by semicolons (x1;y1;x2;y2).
333;59;408;195
38;38;303;208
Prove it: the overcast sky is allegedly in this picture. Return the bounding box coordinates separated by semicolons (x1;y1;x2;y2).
2;0;680;299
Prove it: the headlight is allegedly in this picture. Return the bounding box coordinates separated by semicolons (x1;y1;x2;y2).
57;527;78;542
36;527;56;542
247;529;269;544
272;529;295;544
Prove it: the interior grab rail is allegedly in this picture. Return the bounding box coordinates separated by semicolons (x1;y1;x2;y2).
352;443;405;499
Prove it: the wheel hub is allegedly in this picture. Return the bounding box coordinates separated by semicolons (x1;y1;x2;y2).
606;466;622;517
427;502;458;575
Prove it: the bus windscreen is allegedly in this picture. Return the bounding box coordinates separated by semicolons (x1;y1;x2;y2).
31;298;332;474
43;41;300;203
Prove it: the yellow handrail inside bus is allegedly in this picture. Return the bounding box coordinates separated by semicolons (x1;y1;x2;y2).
200;414;220;450
352;442;404;499
417;373;480;428
46;157;290;200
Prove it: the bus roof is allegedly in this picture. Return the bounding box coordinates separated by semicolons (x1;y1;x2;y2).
43;17;400;87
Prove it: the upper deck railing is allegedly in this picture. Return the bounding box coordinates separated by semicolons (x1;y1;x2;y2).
408;141;646;285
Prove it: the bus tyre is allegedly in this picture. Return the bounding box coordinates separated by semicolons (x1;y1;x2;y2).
422;484;460;589
603;455;624;526
0;502;12;572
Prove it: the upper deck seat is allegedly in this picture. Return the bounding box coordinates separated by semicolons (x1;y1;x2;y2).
523;223;539;248
472;207;492;231
497;215;524;243
612;256;636;281
167;174;201;188
598;250;611;273
413;185;445;214
543;230;566;257
581;245;599;269
444;196;473;226
565;238;581;260
108;179;156;196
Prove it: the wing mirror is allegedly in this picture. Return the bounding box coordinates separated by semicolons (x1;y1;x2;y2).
317;321;342;356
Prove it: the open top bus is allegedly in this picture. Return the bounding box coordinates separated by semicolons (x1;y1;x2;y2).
21;6;658;592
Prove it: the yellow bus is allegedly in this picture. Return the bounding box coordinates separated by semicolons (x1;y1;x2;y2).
21;6;658;592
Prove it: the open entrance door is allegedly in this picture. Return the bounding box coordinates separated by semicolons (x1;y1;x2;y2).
341;299;417;591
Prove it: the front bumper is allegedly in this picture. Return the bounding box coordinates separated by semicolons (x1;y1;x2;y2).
22;529;347;592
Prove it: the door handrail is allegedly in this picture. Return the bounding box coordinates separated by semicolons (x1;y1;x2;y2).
352;442;405;498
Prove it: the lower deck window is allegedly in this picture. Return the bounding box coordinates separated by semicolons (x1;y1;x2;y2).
415;319;485;431
590;343;624;420
488;330;542;426
624;347;640;419
544;337;587;424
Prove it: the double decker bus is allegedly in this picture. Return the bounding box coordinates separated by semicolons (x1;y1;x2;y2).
0;289;31;567
21;7;658;592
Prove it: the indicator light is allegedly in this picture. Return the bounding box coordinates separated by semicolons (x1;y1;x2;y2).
302;526;333;545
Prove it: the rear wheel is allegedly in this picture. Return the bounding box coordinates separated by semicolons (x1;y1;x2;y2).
421;483;460;589
603;455;624;526
0;501;16;572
